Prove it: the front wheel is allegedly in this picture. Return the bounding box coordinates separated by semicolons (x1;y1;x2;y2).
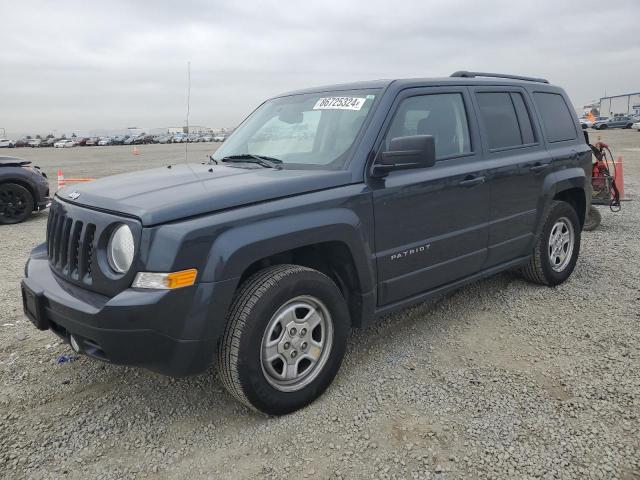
218;264;350;415
0;183;34;224
521;201;581;286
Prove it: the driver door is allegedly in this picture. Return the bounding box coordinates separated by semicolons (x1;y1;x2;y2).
370;87;491;306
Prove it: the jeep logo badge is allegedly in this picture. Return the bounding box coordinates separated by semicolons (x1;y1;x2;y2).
68;191;81;200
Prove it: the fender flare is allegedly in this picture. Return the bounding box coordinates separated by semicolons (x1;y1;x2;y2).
200;207;375;296
535;167;588;238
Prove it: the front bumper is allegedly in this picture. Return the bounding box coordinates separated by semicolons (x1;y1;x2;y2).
22;245;237;376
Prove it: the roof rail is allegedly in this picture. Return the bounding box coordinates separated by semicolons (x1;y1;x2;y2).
450;71;549;84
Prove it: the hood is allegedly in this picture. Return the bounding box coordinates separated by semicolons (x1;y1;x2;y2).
56;163;353;226
0;156;31;167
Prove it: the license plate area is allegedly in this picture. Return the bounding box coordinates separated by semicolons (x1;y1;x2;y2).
21;280;49;330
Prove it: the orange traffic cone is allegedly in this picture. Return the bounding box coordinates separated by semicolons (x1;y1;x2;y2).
132;146;139;156
57;168;65;190
614;156;624;200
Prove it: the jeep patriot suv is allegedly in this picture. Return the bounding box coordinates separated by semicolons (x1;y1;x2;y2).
22;71;591;414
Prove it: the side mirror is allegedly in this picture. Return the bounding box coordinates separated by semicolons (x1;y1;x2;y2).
372;135;436;177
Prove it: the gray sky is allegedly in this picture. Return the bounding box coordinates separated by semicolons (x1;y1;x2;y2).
1;0;639;137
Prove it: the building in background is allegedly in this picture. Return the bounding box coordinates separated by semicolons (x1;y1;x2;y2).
599;92;640;117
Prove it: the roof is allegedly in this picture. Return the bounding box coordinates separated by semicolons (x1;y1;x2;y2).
275;73;558;98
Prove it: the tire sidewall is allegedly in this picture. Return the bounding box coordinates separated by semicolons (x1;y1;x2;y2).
236;270;349;415
0;183;34;225
538;202;581;285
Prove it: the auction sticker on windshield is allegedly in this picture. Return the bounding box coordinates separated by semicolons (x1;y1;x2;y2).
313;97;366;110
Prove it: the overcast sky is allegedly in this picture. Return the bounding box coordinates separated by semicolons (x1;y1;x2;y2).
1;0;639;136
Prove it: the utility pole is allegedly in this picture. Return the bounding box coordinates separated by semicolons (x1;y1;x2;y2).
0;128;5;137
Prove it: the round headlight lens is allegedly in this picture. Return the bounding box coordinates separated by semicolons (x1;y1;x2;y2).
107;224;134;273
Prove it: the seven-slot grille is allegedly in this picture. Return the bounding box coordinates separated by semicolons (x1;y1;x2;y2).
46;209;96;283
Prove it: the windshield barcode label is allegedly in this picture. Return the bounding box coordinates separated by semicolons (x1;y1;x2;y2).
313;97;366;111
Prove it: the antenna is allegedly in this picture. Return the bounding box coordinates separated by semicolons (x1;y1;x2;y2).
185;61;191;162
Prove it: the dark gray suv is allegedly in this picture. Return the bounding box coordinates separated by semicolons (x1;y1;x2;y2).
22;71;591;414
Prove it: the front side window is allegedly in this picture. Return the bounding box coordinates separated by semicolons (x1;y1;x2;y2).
383;93;471;159
212;89;379;169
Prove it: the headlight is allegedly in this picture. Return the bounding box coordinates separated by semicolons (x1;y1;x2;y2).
107;224;134;273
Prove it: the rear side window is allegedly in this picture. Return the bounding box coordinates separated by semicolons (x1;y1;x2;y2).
476;92;535;149
533;92;577;143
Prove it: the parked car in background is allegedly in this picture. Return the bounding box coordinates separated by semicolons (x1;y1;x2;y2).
172;133;186;143
0;156;50;224
132;135;153;145
579;118;592;129
28;139;42;148
85;137;99;146
54;139;75;148
632;121;640;132
42;137;58;147
202;135;213;142
0;139;16;148
156;135;172;144
110;135;129;145
73;137;88;146
14;139;30;148
98;137;113;146
213;134;227;142
592;116;634;130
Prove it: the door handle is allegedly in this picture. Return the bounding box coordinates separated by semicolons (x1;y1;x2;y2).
459;176;485;187
530;163;550;173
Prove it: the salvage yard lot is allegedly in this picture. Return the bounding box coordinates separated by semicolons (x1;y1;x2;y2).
1;131;639;479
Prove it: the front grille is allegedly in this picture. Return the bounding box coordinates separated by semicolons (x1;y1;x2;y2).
46;209;96;284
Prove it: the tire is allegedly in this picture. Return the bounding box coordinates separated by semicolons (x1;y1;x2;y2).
0;183;34;225
599;124;608;130
583;205;601;231
521;201;581;286
218;264;350;415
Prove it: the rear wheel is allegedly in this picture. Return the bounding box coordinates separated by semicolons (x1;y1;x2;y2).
218;264;349;415
521;201;581;286
0;183;34;225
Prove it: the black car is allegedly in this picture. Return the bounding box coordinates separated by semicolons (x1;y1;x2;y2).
0;156;50;224
22;71;591;414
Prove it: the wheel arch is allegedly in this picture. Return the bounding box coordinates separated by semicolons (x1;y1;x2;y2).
554;187;587;228
200;209;376;327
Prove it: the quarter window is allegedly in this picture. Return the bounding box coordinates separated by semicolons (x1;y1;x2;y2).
383;93;471;159
533;92;577;143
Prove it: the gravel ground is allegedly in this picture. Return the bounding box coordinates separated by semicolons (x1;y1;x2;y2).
1;131;639;479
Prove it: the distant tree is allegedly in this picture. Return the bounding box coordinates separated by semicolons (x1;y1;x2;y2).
46;134;54;139
26;135;32;139
36;134;42;139
61;134;66;139
72;133;77;138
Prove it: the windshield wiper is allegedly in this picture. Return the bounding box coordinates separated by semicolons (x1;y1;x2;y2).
219;154;283;169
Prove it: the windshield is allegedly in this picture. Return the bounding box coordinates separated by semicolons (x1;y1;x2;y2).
212;89;380;169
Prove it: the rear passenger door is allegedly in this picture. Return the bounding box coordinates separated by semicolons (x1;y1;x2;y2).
370;87;490;306
471;87;551;267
